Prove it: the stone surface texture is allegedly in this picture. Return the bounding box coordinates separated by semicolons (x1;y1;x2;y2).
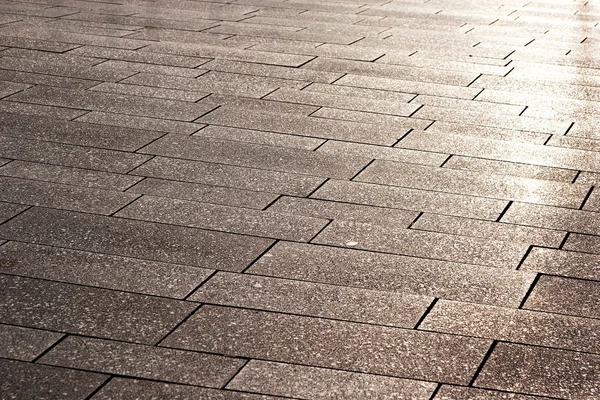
0;0;598;398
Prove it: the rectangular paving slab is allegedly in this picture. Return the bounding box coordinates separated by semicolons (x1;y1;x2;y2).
0;324;64;361
161;305;492;385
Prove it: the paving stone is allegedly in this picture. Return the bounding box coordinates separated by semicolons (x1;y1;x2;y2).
203;93;319;116
198;106;405;145
311;107;433;131
117;195;327;241
0;274;196;343
425;121;550;145
162;305;491;385
268;197;419;226
7;85;217;121
0;160;142;191
312;179;509;220
582;187;600;212
192;272;432;327
412;94;525;116
67;45;210;68
0;136;151;173
334;74;481;100
265;87;420;116
92;378;285;399
131;156;325;197
435;385;552;399
140;134;370;179
0;242;212;298
92;59;205;78
520;247;600;281
475;343;600;399
0;358;108;400
576;172;600;186
0;176;139;215
443;156;578;183
303;82;416;103
40;336;244;388
0;201;27;224
413;105;571;135
502;202;600;236
399;130;600;173
523;275;600;320
0;56;136;82
195;125;324;150
227;360;437;399
357;160;587;208
127;177;277;210
74;111;204;135
0;207;274;271
122;72;280;99
413;214;565;248
421;300;600;354
249;242;536;307
0;68;97;90
203;59;343;83
315;139;447;166
0;80;30;99
89;82;209;102
0;112;162;151
0;324;63;361
142;42;314;67
0;35;80;52
314;220;529;268
0;100;88;120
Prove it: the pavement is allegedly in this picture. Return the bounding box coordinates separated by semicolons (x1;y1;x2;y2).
1;0;600;399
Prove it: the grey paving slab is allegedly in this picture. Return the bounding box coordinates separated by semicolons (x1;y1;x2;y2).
198;106;406;146
356;160;588;208
249;242;536;308
412;94;525;116
0;324;63;361
0;207;273;271
162;305;492;385
268;197;419;227
92;59;205;78
195;125;324;150
131;156;325;197
88;82;209;102
0;100;88;120
7;85;217;121
116;195;328;242
334;74;482;100
0;80;30;99
74;111;204;135
0;111;163;151
313;220;529;269
412;214;566;248
399;130;600;173
0;201;27;224
443;156;578;183
312;179;509;221
425;121;550;145
0;241;212;298
316;139;447;166
502;202;600;236
520;247;600;281
0;358;108;400
475;343;600;399
265;87;420;116
0;274;196;343
126;177;277;210
421;300;600;354
40;336;245;388
202;93;319;116
139;134;370;179
227;360;437;399
191;272;432;328
0;160;142;191
0;68;97;90
67;45;210;68
0;175;139;215
523;275;600;320
0;136;151;173
303;82;417;103
0;35;80;52
435;385;553;399
92;378;285;400
582;187;600;212
311;107;433;131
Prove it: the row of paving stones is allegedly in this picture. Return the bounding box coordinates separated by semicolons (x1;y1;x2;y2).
2;0;600;398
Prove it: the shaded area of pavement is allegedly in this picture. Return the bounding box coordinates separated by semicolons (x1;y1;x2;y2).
1;0;600;398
